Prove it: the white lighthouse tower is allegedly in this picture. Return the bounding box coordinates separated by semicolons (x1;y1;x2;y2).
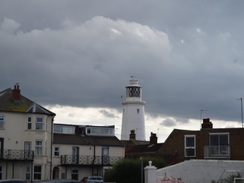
121;77;146;140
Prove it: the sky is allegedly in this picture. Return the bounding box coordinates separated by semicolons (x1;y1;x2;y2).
1;0;244;142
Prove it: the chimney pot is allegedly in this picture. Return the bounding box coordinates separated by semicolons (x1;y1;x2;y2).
12;84;21;101
201;118;213;129
150;132;158;144
129;130;136;140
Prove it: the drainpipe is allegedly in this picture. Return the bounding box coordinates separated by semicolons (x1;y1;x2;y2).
92;145;96;175
50;117;54;179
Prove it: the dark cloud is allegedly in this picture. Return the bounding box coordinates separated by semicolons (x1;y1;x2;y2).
100;109;118;119
0;0;244;126
160;118;176;127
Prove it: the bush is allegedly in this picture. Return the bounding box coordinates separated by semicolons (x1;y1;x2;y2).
221;172;242;183
104;157;166;183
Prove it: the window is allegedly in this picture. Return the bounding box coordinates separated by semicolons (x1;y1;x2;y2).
0;115;4;128
54;147;59;156
71;168;78;180
72;147;79;164
26;166;31;180
209;133;229;156
24;141;32;159
127;87;140;97
53;125;75;134
102;146;109;164
34;165;42;180
184;135;196;157
27;117;32;129
86;127;114;136
36;117;43;130
35;140;43;155
137;109;140;113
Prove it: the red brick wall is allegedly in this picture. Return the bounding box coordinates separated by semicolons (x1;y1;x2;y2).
159;128;244;164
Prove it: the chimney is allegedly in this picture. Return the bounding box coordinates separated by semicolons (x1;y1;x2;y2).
150;132;158;144
129;130;136;140
201;118;213;129
12;83;21;101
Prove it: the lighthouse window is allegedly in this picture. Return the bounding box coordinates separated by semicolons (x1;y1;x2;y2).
127;87;140;97
137;109;140;113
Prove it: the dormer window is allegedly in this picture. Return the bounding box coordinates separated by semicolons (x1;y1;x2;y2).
54;125;75;134
86;126;114;136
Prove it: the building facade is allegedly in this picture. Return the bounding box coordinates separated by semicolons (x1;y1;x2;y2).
159;118;244;164
0;84;55;181
0;85;125;181
52;124;125;180
121;77;146;141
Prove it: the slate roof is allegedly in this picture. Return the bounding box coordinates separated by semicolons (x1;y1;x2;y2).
0;87;55;116
54;133;123;146
125;143;164;156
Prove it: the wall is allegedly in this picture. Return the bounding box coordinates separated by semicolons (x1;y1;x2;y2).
0;112;53;180
156;160;244;183
158;128;244;164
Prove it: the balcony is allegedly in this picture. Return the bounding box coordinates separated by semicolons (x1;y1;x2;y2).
61;155;122;166
204;146;230;159
0;149;34;161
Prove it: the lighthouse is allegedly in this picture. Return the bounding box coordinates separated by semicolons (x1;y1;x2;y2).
121;77;146;140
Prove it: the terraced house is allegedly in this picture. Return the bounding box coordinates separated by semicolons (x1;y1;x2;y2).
159;118;244;164
0;84;125;182
0;84;55;181
52;124;124;180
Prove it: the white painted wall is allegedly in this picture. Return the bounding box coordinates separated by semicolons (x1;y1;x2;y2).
0;112;54;180
156;160;244;183
121;79;146;141
52;143;125;179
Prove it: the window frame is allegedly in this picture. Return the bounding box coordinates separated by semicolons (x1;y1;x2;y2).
71;168;79;180
0;115;4;128
27;117;32;130
209;133;230;156
35;140;43;155
53;125;75;134
34;165;42;180
36;117;44;130
26;165;31;180
184;135;196;157
54;147;60;156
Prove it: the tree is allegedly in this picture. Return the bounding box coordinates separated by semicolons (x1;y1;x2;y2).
104;157;166;183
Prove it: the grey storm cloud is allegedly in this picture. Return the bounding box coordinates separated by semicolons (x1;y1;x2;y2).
1;0;244;125
100;109;118;119
161;118;176;127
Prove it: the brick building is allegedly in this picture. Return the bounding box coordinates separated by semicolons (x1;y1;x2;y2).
159;118;244;164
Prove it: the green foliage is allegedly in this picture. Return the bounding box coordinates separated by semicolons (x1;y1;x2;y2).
221;172;242;183
104;157;166;183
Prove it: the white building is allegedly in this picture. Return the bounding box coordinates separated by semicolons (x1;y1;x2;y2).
121;77;146;141
0;84;125;181
52;124;125;180
0;84;55;181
